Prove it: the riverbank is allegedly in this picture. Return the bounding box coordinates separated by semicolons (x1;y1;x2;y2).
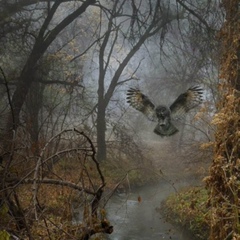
161;186;210;240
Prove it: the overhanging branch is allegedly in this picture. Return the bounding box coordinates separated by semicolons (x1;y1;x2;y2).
21;178;95;195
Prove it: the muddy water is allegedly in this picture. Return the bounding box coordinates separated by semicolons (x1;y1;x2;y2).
106;179;200;240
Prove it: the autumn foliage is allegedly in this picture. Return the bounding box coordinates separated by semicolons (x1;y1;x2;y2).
205;0;240;238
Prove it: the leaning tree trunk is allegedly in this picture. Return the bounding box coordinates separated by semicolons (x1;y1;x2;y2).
205;0;240;239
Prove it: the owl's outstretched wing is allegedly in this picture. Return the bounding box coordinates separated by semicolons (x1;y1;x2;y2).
170;86;203;119
126;88;157;121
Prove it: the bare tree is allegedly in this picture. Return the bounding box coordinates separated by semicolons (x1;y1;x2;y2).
92;0;185;161
7;0;95;130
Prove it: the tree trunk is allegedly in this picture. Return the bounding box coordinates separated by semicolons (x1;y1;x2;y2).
26;80;44;155
96;96;107;162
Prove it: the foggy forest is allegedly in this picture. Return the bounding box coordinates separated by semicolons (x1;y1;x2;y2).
0;0;239;239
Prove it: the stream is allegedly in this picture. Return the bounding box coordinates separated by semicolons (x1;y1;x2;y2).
105;178;200;240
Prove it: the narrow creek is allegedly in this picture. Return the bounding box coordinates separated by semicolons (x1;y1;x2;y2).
105;178;200;240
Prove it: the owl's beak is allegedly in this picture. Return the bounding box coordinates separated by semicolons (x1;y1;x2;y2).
158;118;168;126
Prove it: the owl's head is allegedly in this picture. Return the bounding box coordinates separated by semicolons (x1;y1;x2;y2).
155;106;171;126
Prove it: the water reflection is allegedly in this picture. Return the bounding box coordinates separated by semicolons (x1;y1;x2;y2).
106;179;199;240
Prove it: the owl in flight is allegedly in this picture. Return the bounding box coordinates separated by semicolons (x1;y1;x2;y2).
126;86;203;137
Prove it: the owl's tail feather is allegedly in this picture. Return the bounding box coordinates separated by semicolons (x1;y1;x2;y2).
153;123;179;137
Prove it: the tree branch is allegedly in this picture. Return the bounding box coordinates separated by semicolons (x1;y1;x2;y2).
21;178;95;195
176;0;211;30
39;79;84;88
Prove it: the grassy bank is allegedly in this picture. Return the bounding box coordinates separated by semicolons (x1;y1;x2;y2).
161;186;210;240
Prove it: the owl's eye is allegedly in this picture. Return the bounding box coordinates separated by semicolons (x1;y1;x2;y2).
156;106;166;112
161;108;167;113
156;106;168;117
